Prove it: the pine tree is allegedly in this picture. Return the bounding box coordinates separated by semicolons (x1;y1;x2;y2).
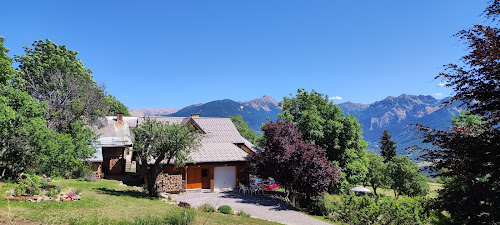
379;130;396;162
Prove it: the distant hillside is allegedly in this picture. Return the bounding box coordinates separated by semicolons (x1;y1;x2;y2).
338;94;461;160
168;95;281;132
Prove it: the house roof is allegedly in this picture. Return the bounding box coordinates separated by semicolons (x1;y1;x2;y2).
95;116;138;147
190;143;248;163
190;118;247;144
93;116;255;164
85;146;103;162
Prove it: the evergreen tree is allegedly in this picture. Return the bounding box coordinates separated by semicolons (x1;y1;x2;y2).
379;130;396;163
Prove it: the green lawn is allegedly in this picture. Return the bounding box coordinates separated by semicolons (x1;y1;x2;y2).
0;179;280;225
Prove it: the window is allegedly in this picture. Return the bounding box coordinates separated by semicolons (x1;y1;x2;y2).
202;169;208;177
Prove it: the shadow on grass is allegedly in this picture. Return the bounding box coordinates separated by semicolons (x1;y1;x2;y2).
95;187;150;199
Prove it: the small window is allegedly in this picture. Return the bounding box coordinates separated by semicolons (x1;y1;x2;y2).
201;169;208;177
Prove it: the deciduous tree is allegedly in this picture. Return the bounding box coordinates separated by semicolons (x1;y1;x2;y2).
0;38;95;178
133;117;202;197
249;120;340;206
15;39;116;131
278;89;366;189
365;151;387;196
386;156;429;199
416;1;500;223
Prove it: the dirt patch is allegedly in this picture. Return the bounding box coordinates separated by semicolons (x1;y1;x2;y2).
0;217;45;224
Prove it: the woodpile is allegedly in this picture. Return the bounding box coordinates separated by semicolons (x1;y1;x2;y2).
155;173;183;193
91;162;103;178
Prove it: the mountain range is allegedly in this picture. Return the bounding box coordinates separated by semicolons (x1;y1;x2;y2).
131;94;461;159
132;95;281;132
338;94;461;159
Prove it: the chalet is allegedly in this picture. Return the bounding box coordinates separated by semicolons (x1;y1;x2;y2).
87;113;256;192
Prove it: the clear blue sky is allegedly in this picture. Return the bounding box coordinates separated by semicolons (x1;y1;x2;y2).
1;1;489;109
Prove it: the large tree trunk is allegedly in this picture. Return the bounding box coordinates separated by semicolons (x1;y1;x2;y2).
140;159;160;197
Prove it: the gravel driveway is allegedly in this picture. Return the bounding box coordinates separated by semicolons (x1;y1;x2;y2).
170;190;331;225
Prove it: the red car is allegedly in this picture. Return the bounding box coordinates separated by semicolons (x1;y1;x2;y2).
262;180;279;191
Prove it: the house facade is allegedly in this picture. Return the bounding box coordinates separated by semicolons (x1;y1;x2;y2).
86;113;137;177
88;113;255;191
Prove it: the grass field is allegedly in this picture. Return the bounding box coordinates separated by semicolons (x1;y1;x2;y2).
0;179;279;225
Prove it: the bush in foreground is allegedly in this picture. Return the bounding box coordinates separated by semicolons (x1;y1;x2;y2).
217;205;233;215
324;194;430;225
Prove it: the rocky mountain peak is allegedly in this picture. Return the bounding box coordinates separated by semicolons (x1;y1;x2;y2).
242;95;279;112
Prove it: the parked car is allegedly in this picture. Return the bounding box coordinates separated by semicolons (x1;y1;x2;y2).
262;180;279;191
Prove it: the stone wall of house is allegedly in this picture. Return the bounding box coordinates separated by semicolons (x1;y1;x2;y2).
156;173;183;193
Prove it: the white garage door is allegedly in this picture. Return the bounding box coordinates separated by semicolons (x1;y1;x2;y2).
214;166;236;190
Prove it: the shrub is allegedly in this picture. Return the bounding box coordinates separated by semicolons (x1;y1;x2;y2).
217;205;233;215
165;209;196;225
328;193;431;225
199;204;215;212
236;210;250;218
14;173;49;196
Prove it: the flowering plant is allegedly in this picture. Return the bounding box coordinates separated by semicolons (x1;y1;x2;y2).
25;165;39;175
14;165;56;196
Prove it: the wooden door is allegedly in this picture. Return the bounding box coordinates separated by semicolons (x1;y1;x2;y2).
201;168;210;189
187;167;202;189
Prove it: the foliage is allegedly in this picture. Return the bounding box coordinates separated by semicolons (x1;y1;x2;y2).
15;39;109;132
418;2;500;223
0;39;95;178
236;210;250;218
217;205;233;214
365;151;387;196
278;89;367;188
418;124;500;224
379;130;396;162
452;109;484;127
199;204;216;212
249;120;340;206
386;156;429;199
328;194;431;225
437;23;500;124
105;94;130;116
0;37;15;85
228;114;261;146
133;117;202;197
13;170;58;197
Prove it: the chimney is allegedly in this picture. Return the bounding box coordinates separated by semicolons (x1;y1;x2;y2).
190;113;200;118
117;113;124;122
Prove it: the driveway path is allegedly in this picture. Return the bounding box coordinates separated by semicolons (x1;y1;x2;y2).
170;191;330;225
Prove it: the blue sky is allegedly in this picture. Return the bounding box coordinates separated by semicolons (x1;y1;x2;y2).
1;1;489;108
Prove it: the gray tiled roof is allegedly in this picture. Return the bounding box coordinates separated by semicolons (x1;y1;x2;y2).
191;118;247;144
190;143;248;163
95;116;138;146
97;116;254;164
